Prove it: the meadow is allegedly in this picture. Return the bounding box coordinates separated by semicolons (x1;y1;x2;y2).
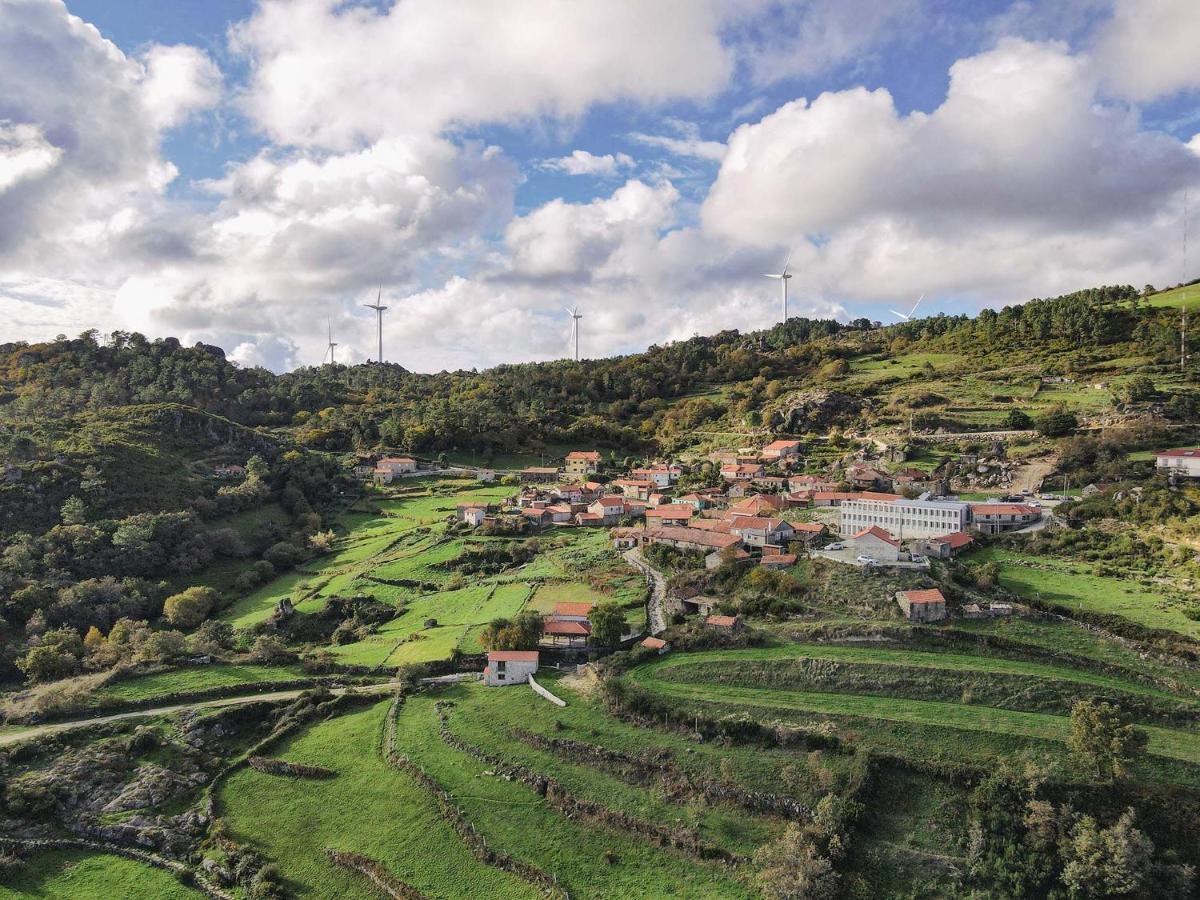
0;850;203;900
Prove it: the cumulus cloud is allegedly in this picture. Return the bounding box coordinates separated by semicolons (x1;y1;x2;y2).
629;120;726;162
540;150;634;177
230;0;733;150
140;44;223;130
1092;0;1200;101
703;39;1200;302
0;121;62;192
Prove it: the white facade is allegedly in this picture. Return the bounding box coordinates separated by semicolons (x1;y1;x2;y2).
1156;449;1200;478
484;652;539;686
840;498;969;539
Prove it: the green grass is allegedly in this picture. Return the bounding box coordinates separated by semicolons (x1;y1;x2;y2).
395;691;756;899
1145;284;1200;309
221;701;539;900
971;548;1200;639
0;850;203;899
96;663;308;703
219;570;312;629
628;668;1200;765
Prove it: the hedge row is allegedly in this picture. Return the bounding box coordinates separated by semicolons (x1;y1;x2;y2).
511;727;810;821
247;756;335;779
434;701;740;865
381;698;567;899
324;848;429;900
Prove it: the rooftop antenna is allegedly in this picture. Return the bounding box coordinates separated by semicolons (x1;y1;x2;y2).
325;317;338;365
890;294;924;322
763;254;793;324
565;305;582;361
363;286;388;363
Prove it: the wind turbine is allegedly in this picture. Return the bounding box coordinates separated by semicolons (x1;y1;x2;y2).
363;286;388;363
763;255;793;323
890;294;924;322
325;318;338;365
565;305;582;361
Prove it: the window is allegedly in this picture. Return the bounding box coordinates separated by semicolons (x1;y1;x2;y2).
496;660;507;673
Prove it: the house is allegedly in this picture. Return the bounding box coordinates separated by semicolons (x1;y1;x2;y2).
612;478;654;501
589;495;628;525
789;476;839;493
676;493;712;511
543;618;590;647
895;588;947;623
762;439;803;460
727;495;785;517
552;602;593;621
1155;448;1200;478
789;522;827;545
520;466;561;483
970;503;1041;534
462;507;487;527
575;511;604;526
645;504;697;527
727;515;795;548
705;614;744;633
545;503;574;523
914;531;974;559
705;547;752;569
721;463;764;481
644;526;742;555
813;491;857;507
555;484;585;503
484;650;539;686
689;518;734;533
456;501;490;520
641;636;670;654
610;527;643;549
846;526;901;562
846;464;891;491
759;553;797;568
520;507;552;526
213;464;246;478
632;466;673;488
565;450;602;477
377;456;418;475
892;468;944;493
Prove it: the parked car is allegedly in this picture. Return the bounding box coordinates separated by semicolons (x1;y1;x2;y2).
855;555;875;564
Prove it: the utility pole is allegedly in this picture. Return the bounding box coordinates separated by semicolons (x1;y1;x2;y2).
1183;304;1188;375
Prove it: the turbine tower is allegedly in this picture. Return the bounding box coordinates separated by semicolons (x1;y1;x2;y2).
890;294;924;322
565;305;582;361
325;318;338;365
363;286;388;363
763;255;792;323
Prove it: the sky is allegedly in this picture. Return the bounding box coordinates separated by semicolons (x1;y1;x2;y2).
2;0;1200;373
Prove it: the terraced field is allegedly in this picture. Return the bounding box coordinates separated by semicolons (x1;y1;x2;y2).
0;850;204;899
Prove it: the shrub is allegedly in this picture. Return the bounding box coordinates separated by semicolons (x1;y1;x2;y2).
163;586;218;628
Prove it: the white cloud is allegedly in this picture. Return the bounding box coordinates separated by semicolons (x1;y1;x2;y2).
540;150;634;177
230;0;733;150
0;121;62;192
140;44;223;130
702;39;1200;303
1092;0;1200;101
630;120;726;161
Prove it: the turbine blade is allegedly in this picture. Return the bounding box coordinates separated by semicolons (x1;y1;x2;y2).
910;294;924;315
890;311;909;319
782;253;791;275
763;273;781;279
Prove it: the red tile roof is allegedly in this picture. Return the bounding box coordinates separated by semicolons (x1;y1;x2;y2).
763;439;802;451
553;602;594;617
706;615;740;627
689;518;733;532
971;503;1039;516
814;491;857;500
646;526;741;549
855;491;905;501
641;636;668;649
594;496;625;507
898;588;946;604
1155;447;1200;458
728;495;785;514
567;451;602;461
852;525;900;547
727;515;789;531
791;522;826;533
488;650;539;662
930;531;974;548
645;504;697;518
760;554;798;566
544;619;591;636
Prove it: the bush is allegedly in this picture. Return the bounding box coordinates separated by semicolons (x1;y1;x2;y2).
263;541;306;570
163;586;218;628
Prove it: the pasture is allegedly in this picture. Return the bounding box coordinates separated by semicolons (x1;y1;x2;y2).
0;850;203;900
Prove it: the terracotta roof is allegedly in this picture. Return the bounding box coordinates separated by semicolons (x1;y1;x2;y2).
594;496;626;507
641;637;668;649
855;491;906;502
646;526;741;549
728;495;784;513
852;525;900;547
521;467;560;474
763;439;802;451
554;602;595;617
583;481;603;491
760;554;798;566
566;451;602;461
645;504;697;518
971;503;1040;516
575;512;603;522
1155;447;1200;458
488;650;539;662
721;463;764;474
544;619;591;636
898;588;946;604
727;515;789;530
814;491;856;500
791;522;826;533
706;615;740;627
930;531;974;548
689;518;733;533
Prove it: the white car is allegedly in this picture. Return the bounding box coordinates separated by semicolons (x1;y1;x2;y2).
855;555;876;564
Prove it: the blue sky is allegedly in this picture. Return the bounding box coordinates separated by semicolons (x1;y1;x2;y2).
2;0;1199;371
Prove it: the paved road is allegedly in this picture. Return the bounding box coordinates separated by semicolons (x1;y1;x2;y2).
0;681;405;748
623;547;672;635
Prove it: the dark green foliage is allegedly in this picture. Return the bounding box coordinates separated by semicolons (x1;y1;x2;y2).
588;602;627;648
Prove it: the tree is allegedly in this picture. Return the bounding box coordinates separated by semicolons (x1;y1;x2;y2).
188;619;235;656
1067;700;1148;780
588;602;626;648
83;625;105;652
162;586;218;628
1035;408;1078;438
1119;375;1156;404
480;609;544;651
1004;409;1033;430
1060;810;1154;899
754;824;839;900
60;496;87;525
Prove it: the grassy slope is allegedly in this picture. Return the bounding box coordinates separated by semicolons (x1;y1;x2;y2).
972;547;1200;639
395;692;757;900
96;663;308;703
221;701;539;900
0;850;203;900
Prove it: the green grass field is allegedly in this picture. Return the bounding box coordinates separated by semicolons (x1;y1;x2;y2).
1145;284;1200;309
221;701;540;899
971;547;1200;639
0;850;203;899
96;663;308;703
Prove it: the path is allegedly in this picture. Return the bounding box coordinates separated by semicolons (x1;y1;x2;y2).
1010;459;1055;494
0;681;405;748
622;547;673;636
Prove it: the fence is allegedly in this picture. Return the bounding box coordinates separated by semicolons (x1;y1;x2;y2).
528;675;567;707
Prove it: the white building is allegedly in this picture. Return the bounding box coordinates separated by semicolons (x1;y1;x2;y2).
839;497;969;540
1156;448;1200;478
484;650;539;686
